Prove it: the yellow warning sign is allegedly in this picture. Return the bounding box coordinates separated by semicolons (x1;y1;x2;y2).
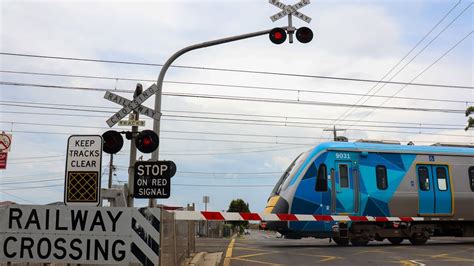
66;171;99;202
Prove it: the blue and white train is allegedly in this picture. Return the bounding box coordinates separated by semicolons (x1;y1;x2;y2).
264;140;474;245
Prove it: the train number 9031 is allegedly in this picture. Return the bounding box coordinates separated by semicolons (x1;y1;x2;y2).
335;153;351;160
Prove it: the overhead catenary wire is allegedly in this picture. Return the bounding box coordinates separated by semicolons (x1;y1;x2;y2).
0;106;467;128
0;82;467;114
1;52;472;89
0;117;466;132
1;119;471;138
1;72;472;104
347;30;474;129
0;183;274;191
331;0;469;125
0;191;36;204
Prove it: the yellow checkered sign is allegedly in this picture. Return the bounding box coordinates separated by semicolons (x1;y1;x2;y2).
65;135;103;206
66;171;99;202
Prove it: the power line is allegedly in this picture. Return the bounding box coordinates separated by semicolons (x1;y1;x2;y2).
1;106;467;127
1;71;472;103
0;183;274;191
332;0;468;125
1;119;465;134
0;52;472;89
1;119;470;138
0;191;36;204
9;154;63;161
348;30;474;129
0;82;467;113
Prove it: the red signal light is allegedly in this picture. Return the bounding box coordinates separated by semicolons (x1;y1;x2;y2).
136;130;159;153
142;136;152;146
269;28;287;44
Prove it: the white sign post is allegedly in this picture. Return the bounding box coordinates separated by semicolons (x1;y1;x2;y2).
64;135;103;206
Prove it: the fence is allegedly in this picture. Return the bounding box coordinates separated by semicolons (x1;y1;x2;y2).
160;205;196;266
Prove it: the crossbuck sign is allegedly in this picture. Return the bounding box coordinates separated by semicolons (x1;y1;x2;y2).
104;84;160;127
269;0;312;23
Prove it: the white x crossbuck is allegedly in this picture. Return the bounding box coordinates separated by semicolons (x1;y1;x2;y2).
269;0;312;23
104;84;160;127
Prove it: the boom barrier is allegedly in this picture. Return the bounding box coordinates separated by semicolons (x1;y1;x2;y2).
173;211;470;222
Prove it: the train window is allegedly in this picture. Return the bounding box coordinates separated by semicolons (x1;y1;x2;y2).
278;151;311;193
469;166;474;192
376;165;388;190
339;164;349;188
436;167;448;191
315;164;327;191
418;166;430;191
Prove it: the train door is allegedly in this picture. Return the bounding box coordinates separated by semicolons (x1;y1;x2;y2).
335;161;355;213
416;164;453;215
432;165;452;214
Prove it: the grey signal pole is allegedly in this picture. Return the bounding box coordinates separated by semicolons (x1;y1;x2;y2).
149;29;276;206
127;84;143;207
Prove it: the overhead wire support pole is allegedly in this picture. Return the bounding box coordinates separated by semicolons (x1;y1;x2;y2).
150;28;275;207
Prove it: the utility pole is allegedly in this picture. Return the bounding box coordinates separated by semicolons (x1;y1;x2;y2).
323;126;346;141
108;154;114;188
465;106;474;131
127;84;143;207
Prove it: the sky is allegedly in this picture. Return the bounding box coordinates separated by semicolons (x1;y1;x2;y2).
0;0;473;212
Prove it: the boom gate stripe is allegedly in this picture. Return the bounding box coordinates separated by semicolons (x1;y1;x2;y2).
172;211;472;222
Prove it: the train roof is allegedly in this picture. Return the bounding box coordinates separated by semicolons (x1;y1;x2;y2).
311;141;474;157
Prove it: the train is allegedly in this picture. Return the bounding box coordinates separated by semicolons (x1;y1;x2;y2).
264;140;474;245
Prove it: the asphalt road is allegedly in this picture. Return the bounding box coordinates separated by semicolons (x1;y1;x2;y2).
196;230;474;266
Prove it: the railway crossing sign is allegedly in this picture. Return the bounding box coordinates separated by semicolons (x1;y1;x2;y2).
104;85;160;127
118;113;145;127
134;161;176;199
64;135;103;206
1;205;162;265
269;0;312;23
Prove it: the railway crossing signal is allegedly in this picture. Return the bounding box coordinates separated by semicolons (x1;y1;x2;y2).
102;130;159;154
269;0;314;44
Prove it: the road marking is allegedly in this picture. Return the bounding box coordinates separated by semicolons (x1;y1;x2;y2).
353;249;393;255
408;260;426;266
234;251;278;259
234;247;274;252
224;238;235;266
231;257;282;266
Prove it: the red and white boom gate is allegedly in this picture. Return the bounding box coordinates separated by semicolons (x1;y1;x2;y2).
173;211;469;222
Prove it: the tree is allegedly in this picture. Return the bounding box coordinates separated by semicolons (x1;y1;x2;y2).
465;106;474;131
227;199;250;232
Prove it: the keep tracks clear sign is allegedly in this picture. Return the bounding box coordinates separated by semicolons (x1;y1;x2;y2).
64;135;103;206
0;205;162;265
